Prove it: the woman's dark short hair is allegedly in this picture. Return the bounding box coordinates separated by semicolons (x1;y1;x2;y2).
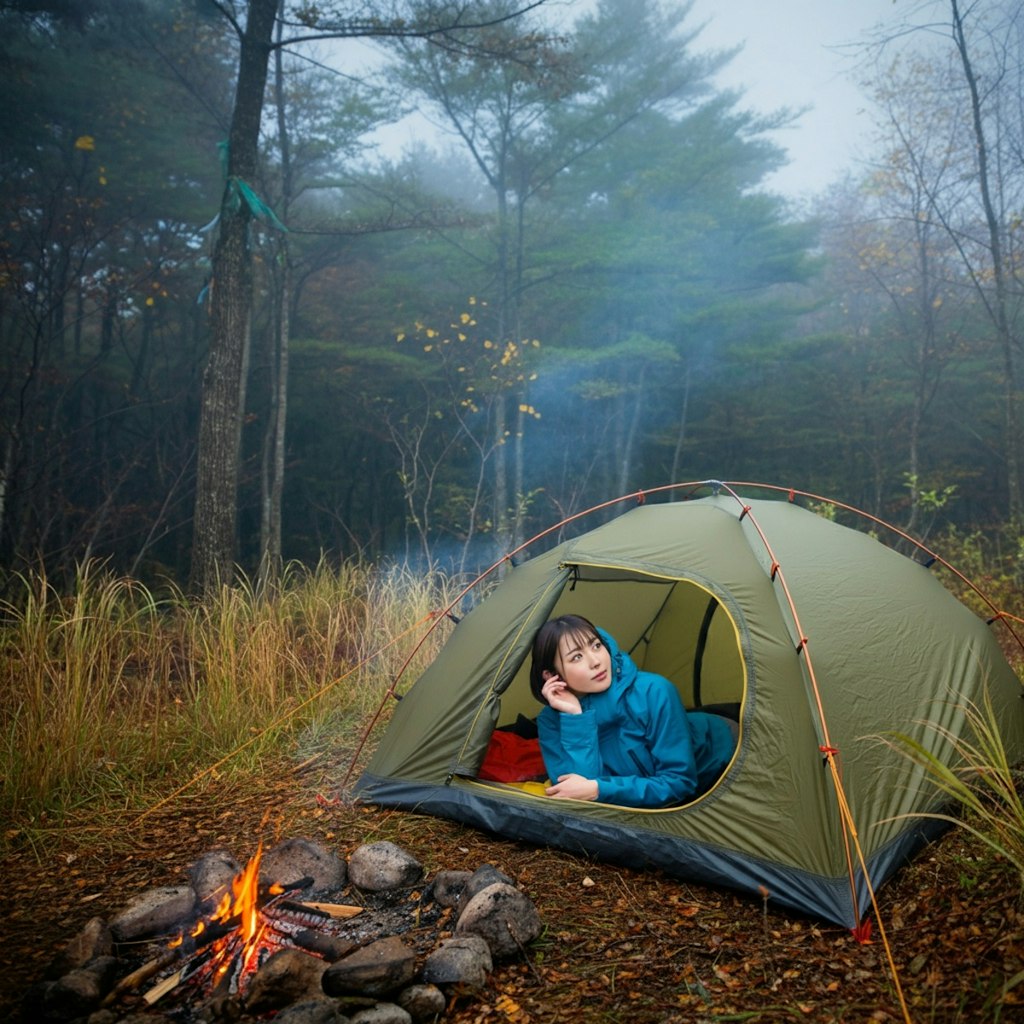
529;614;601;702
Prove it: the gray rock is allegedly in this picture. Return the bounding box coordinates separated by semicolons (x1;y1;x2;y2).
421;935;492;989
349;1003;413;1024
109;885;195;941
84;1009;119;1024
430;870;471;908
347;842;423;893
396;983;446;1022
42;955;119;1018
455;882;542;960
189;848;241;906
46;916;112;978
458;864;515;915
322;936;417;999
261;837;347;893
273;999;351;1024
245;948;329;1014
89;1013;158;1024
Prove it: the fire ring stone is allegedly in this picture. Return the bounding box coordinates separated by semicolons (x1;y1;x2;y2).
347;841;424;892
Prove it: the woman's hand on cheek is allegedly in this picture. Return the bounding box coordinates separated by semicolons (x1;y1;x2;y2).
546;773;598;801
541;675;582;715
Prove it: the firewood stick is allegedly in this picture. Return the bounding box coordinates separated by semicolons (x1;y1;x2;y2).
296;901;364;918
100;952;177;1007
143;967;184;1005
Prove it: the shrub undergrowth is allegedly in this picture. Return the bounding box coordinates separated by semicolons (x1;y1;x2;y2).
0;559;458;851
882;686;1024;895
932;523;1024;674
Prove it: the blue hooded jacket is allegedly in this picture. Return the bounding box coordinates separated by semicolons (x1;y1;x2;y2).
536;628;736;808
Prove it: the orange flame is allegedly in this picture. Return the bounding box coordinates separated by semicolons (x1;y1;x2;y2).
213;843;263;943
168;845;291;995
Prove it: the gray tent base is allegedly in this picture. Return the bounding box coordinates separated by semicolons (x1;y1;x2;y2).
351;492;1023;930
353;773;950;928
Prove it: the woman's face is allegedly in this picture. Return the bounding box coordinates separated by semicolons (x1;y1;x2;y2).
554;631;612;696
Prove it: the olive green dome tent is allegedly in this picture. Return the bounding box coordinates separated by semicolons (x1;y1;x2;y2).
353;485;1024;927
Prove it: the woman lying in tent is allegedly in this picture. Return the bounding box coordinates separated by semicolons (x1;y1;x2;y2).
529;614;737;808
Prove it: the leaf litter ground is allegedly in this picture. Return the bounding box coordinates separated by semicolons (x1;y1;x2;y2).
1;752;1021;1024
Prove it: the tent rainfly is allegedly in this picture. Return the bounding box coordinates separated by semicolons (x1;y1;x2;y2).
353;486;1024;927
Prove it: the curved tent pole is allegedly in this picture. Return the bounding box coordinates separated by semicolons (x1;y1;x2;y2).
704;484;909;1011
724;481;1024;658
703;486;866;906
345;477;1024;1023
345;479;1024;791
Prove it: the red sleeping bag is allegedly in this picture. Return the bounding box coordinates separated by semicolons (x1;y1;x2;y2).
477;729;548;782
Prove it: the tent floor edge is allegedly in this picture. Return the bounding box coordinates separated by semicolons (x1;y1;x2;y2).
352;773;877;929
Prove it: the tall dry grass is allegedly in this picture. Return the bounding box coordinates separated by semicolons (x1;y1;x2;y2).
0;559;459;850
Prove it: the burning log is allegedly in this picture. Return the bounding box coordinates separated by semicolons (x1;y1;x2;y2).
143;844;365;1005
39;839;541;1024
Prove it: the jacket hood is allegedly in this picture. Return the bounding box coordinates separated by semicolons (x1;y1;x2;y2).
596;627;639;697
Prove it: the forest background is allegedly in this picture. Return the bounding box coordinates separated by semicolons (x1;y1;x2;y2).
4;6;1024;1019
2;0;1023;590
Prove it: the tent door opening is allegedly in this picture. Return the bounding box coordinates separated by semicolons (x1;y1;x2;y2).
490;563;748;737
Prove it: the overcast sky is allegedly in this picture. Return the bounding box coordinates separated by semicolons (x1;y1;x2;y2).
686;0;908;199
356;0;923;201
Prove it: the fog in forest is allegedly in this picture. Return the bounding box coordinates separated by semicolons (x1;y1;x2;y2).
1;0;1021;587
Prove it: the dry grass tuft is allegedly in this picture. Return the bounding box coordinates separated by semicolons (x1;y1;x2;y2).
0;559;457;852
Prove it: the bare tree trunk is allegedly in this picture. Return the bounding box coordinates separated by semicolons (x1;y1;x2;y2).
493;180;512;555
259;253;289;578
190;0;278;593
493;392;509;550
259;8;293;584
0;431;14;552
669;363;691;483
512;402;525;549
950;0;1022;525
615;363;647;497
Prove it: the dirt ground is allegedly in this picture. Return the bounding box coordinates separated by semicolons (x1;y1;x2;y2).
2;755;1021;1024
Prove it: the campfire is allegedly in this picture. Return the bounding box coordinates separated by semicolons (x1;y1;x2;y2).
32;837;543;1023
140;843;363;1005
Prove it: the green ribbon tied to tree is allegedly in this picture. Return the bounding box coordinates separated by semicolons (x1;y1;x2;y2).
226;175;288;232
202;139;287;234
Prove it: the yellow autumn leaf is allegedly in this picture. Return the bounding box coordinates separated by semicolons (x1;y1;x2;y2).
75;135;96;151
396;332;405;342
426;328;437;338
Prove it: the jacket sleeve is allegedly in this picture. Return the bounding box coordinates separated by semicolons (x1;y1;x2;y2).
594;679;699;808
536;706;604;782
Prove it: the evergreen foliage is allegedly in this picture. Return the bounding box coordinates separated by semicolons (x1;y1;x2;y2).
0;0;1020;585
